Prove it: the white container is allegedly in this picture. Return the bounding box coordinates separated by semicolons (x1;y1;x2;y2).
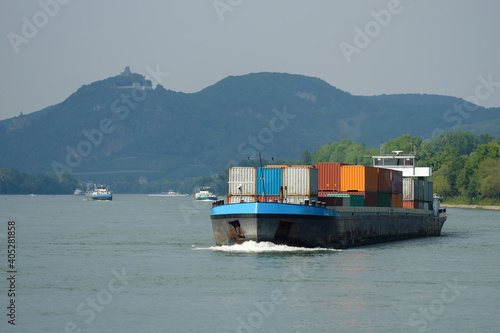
228;167;257;196
283;167;318;196
285;195;318;205
403;178;418;201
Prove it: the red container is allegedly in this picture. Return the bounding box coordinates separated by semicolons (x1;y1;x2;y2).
390;170;403;194
377;168;391;193
344;191;378;207
257;195;281;203
315;162;346;192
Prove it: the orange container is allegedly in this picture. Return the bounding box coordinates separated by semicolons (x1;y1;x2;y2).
403;200;415;209
316;162;346;192
377;168;391;193
264;165;290;168
341;165;378;192
391;194;403;208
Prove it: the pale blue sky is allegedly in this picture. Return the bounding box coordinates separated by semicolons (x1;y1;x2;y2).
1;0;500;120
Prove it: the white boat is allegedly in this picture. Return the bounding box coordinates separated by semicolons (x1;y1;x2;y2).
195;187;217;201
85;184;112;201
74;188;83;195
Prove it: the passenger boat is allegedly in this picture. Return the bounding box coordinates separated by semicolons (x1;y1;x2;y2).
86;184;113;201
195;187;217;201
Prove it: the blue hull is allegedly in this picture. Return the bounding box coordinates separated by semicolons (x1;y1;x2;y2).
210;202;446;248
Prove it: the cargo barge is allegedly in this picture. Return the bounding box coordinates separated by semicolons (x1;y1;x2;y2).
210;152;447;249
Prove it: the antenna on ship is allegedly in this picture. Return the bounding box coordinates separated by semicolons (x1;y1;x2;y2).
259;152;267;202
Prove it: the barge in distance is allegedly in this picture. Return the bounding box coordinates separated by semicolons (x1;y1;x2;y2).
210;152;447;249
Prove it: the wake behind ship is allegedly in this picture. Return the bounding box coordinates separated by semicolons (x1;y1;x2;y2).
210;152;447;249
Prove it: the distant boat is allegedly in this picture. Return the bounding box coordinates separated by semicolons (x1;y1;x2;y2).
74;188;83;196
86;184;112;201
195;187;217;201
148;191;189;197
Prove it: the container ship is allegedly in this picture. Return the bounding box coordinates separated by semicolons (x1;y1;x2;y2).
210;152;447;249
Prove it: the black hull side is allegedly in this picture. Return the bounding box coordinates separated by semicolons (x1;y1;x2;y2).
211;212;446;249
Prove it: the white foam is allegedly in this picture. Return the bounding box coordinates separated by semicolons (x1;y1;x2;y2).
193;241;342;253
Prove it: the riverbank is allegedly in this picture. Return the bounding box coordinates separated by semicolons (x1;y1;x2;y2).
441;204;500;210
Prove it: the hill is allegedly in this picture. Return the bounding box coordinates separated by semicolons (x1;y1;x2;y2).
0;69;498;183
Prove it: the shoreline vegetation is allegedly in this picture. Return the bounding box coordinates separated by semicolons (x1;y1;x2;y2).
441;204;500;210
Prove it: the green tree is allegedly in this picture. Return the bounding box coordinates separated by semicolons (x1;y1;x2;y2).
382;134;421;156
301;149;312;165
478;158;500;199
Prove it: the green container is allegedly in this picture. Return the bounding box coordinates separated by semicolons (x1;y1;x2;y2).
325;193;350;197
349;194;364;207
378;192;391;207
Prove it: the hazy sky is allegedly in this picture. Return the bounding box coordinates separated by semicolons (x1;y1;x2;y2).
1;0;500;121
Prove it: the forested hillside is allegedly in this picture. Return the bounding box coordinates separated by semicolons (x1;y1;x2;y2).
0;70;498;187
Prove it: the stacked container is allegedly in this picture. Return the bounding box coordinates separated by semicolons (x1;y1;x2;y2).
228;167;257;204
402;178;434;209
341;165;379;192
283;167;318;196
316;162;345;193
377;168;392;193
257;167;283;196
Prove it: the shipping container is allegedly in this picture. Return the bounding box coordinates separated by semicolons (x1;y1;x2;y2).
315;162;345;192
391;194;403;208
390;170;403;194
283;167;318;196
321;196;344;207
264;165;290;168
285;195;318;205
341;165;378;192
403;200;415;209
348;194;365;207
257;167;283;196
228;167;256;196
343;191;376;206
423;181;430;202
417;180;425;201
227;195;257;204
403;178;419;201
257;195;281;203
378;192;392;207
377;168;392;193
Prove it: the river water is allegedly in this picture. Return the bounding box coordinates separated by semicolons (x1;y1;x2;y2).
1;195;498;332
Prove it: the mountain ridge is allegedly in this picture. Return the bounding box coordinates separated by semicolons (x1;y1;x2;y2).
0;70;498;183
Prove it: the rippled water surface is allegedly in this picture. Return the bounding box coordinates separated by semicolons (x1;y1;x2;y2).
1;195;498;332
